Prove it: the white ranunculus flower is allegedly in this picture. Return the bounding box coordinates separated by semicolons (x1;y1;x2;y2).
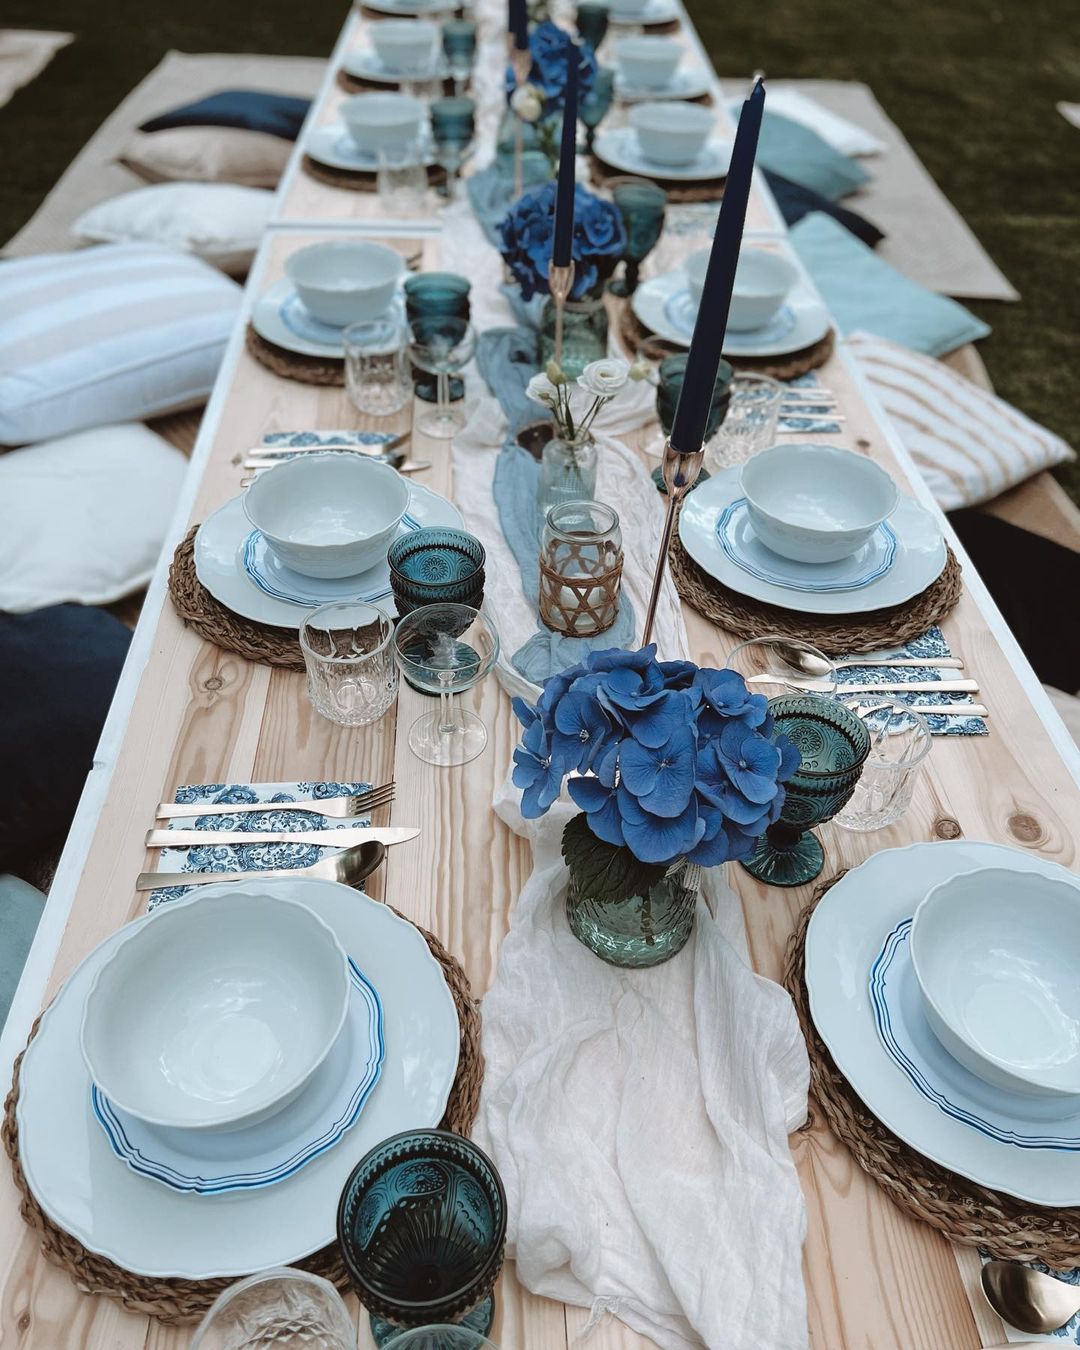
526;372;559;406
576;358;631;399
510;83;544;123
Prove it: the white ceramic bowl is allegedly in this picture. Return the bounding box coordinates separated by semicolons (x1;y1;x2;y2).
244;452;410;579
284;240;405;327
727;246;800;331
630;101;713;166
684;247;711;305
615;35;681;88
370;19;439;73
740;443;899;564
80;890;351;1132
911;867;1080;1099
611;0;649;15
341;92;425;155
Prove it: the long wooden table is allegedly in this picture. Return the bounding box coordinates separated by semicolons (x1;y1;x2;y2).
2;5;1079;1349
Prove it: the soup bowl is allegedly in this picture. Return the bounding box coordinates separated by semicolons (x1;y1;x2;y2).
285;240;405;327
630;101;713;166
615;35;681;88
341;92;426;155
370;19;439;73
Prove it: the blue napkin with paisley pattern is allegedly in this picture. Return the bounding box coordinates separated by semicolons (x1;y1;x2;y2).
837;626;987;736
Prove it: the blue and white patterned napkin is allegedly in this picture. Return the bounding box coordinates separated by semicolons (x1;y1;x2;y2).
837;625;987;736
780;372;842;434
261;429;398;457
147;779;374;910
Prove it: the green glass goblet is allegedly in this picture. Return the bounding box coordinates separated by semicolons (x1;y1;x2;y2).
578;65;615;156
441;19;477;95
741;694;871;888
656;352;732;441
608;178;666;297
576;2;610;51
430;96;475;201
405;273;471;405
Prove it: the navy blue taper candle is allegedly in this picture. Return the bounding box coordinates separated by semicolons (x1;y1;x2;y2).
509;0;529;49
669;78;765;454
552;44;579;269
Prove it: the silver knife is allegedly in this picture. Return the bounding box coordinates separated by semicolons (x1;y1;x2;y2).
849;702;989;718
748;677;978;695
145;825;420;849
834;657;964;669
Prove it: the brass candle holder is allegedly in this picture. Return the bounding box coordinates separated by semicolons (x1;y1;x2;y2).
547;259;576;367
640;437;705;648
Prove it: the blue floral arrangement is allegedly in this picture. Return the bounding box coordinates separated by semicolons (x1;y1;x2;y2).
513;646;799;897
506;21;598;115
499;181;626;300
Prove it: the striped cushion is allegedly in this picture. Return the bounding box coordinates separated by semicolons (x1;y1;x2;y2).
848;332;1075;510
0;243;241;445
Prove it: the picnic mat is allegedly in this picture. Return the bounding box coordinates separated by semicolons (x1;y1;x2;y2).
720;77;1018;302
0;30;72;110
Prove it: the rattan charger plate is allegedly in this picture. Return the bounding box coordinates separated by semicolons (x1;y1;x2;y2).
590;152;724;204
2;912;483;1324
784;873;1080;1266
245;323;345;387
301;153;446;194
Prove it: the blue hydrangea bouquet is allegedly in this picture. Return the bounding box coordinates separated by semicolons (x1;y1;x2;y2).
499;181;626;301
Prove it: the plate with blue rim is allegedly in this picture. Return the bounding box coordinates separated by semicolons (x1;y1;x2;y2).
593;127;733;182
717;496;898;593
251;278;407;360
607;0;682;26
340;49;415;85
92;958;385;1195
805;839;1080;1205
614;68;713;103
195;483;463;629
305;122;436;176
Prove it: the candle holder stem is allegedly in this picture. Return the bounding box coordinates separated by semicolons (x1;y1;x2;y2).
513;116;524;198
640;438;704;648
547;260;575;367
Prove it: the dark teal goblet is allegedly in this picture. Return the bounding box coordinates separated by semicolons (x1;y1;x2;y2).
578;65;615;155
405;273;471;404
388;527;486;617
656;353;732;441
608;178;666;297
741;695;871;888
430;96;475;200
576;1;609;50
441;19;477;94
337;1129;508;1347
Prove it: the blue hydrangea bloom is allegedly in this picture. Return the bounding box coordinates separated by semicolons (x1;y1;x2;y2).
499;181;626;300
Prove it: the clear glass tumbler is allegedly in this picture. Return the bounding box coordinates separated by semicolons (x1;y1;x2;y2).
834;700;932;832
724;635;837;699
538;500;623;638
189;1268;355;1350
344;318;411;417
300;601;398;727
704;373;785;472
377;141;429;214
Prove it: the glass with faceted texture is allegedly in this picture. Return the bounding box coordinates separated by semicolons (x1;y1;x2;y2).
388;527;486;616
608;178;667;298
405;275;471;404
383;1329;499;1350
344;318;411;417
430;96;475;200
704;372;784;472
392;604;499;765
337;1129;507;1347
538;500;622;637
578;64;615;155
441;20;477;95
536;432;598;519
656;352;732;443
723;635;837;699
567;856;700;967
300;602;398;727
575;1;610;50
377;141;429;214
834;700;931;832
190;1268;355;1350
408;317;477;438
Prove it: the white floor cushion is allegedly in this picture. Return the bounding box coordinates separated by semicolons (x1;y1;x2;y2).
0;243;240;446
71;183;274;274
848;331;1076;510
0;424;189;611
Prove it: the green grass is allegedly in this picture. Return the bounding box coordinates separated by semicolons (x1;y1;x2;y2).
1;0;1077;497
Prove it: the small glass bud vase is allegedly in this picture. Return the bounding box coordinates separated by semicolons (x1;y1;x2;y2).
538;500;622;637
567;857;700;967
538;293;609;379
536;431;598;518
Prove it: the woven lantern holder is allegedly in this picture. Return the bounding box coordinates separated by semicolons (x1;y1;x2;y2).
538;548;624;636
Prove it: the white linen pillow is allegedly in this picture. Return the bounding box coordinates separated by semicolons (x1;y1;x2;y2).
0;244;240;446
0;424;188;611
847;331;1075;510
71;183;274;274
120;127;292;188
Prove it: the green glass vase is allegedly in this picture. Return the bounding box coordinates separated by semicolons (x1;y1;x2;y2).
538;292;609;380
566;857;700;967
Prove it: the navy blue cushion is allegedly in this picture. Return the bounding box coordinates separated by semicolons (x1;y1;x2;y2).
0;605;131;869
763;169;885;249
140;90;311;141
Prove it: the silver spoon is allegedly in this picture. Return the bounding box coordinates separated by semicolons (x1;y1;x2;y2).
981;1260;1080;1334
136;840;387;892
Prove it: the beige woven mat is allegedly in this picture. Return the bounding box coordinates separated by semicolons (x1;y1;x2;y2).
719;76;1018;302
0;30;72;110
2;50;325;256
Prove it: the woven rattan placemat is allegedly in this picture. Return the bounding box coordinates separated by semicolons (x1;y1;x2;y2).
783;873;1080;1266
669;530;963;655
590;153;722;203
245;324;345;387
2;911;483;1323
301;154;447;194
335;68;456;97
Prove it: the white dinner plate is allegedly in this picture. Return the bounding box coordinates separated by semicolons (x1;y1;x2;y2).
305;122;436;175
716;497;898;593
362;0;452;14
606;0;681;26
614;68;713;103
805;841;1080;1205
93;957;384;1194
195;487;462;629
678;467;946;614
250;278;404;360
632;268;832;356
593;127;732;182
16;878;460;1278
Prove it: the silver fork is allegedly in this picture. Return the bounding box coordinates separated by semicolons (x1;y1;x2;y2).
153;781;395;821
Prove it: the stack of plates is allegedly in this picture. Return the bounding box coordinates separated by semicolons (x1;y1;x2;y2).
805;842;1080;1205
305;123;437;176
16;879;462;1277
614;68;712;103
677;466;948;617
593;127;733;184
606;0;682;25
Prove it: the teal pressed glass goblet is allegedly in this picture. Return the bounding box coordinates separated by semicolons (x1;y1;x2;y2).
430;96;475;200
576;2;610;51
388;527;486;616
404;287;471;408
578;65;616;156
656;352;732;441
441;19;477;95
608;178;666;297
741;694;871;888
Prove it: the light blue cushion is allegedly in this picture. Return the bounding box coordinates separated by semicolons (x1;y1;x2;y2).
790;212;991;356
742;108;870;201
0;874;45;1032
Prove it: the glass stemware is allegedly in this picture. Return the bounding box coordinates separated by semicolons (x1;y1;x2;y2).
388;527;486;616
190;1268;356;1350
833;700;932;832
344;317;411;417
656;352;732;443
441;19;477;95
575;1;610;51
430;96;476;200
607;178;666;298
724;635;837;699
383;1327;499;1350
578;65;615;156
392;604;499;765
337;1129;507;1347
408;316;477;438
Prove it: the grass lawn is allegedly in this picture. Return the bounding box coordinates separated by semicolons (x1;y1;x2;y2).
1;0;1077;497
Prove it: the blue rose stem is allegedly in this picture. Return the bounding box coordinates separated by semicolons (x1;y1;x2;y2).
508;0;531;197
547;41;578;365
640;77;766;648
